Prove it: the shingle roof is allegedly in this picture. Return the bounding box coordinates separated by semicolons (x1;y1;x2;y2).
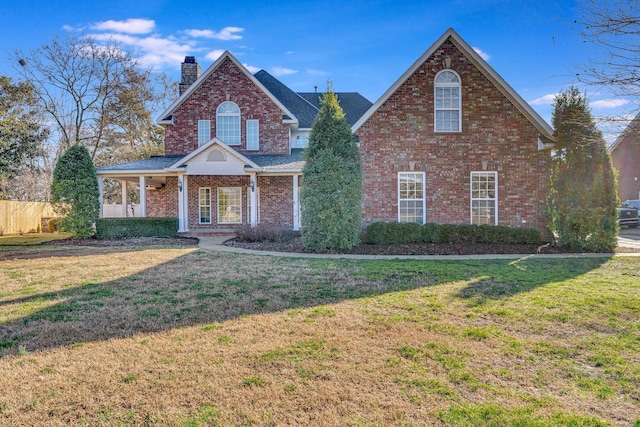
297;92;373;127
96;155;186;172
245;148;304;170
254;70;372;128
253;70;319;128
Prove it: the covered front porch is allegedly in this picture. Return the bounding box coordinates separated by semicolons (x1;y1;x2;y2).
95;139;305;234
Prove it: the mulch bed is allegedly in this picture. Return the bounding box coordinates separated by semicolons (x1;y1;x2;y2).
224;235;640;255
38;235;639;255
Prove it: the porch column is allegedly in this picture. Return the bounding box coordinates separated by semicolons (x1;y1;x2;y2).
139;176;147;218
182;175;189;232
293;174;300;231
98;177;104;218
121;180;127;217
250;174;258;228
177;176;185;232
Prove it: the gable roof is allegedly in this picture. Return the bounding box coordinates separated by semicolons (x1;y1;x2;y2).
352;28;554;141
298;92;373;127
157;52;298;126
610;113;640;152
253;70;319;128
168;138;259;170
254;70;373;129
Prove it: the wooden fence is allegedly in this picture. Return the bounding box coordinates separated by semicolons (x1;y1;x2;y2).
0;201;56;235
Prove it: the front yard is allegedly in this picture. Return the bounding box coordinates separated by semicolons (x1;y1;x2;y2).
0;244;638;426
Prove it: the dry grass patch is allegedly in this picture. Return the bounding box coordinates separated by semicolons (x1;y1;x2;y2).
0;246;639;425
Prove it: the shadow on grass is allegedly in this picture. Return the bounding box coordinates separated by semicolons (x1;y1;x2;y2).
0;247;613;356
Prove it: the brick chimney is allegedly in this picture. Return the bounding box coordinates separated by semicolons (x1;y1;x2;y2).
179;56;200;95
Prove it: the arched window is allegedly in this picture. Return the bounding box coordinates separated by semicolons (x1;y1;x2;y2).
216;101;241;145
434;70;461;132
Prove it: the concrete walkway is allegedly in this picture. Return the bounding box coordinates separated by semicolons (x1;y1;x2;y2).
198;236;640;260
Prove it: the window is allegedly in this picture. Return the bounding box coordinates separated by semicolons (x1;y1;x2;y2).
216;102;240;145
295;135;308;147
398;172;426;224
199;187;211;224
471;172;497;225
218;187;242;224
246;119;259;150
198;120;211;146
434;70;461;132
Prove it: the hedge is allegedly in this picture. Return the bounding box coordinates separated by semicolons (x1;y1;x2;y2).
95;217;178;239
365;222;541;245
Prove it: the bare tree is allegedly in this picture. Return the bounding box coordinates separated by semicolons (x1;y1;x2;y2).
576;1;640;96
14;34;141;160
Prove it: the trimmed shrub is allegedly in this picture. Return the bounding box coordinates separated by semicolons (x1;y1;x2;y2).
546;88;618;252
422;222;439;243
47;218;59;233
95;217;178;239
364;222;541;245
235;224;294;243
301;84;362;252
51;144;99;238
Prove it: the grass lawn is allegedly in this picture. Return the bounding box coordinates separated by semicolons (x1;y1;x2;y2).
0;232;73;246
0;245;639;426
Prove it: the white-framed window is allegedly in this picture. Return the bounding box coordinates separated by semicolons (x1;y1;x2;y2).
216;101;241;145
295;134;308;147
199;187;212;224
246;119;259;151
398;172;426;224
198;120;211;146
218;187;242;224
434;70;461;132
470;171;498;225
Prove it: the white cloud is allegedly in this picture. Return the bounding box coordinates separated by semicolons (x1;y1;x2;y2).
590;99;630;109
529;94;557;106
271;66;297;76
91;33;193;68
92;18;155;34
306;68;329;77
205;50;226;61
243;63;261;74
473;47;490;61
184;27;244;41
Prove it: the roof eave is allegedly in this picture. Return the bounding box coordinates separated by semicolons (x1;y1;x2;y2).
156;52;299;126
352;28;555;142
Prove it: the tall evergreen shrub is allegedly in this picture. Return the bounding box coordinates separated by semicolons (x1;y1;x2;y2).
51;144;100;237
546;87;618;251
301;84;362;252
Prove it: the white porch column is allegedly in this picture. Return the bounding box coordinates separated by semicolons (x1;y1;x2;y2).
250;174;258;228
121;180;127;217
293;174;300;231
177;176;185;232
139;176;147;218
182;175;189;232
98;177;104;218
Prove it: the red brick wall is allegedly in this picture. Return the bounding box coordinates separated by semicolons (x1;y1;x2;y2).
145;178;180;218
140;175;295;230
257;176;293;227
611;137;640;201
356;39;552;235
187;176;250;230
164;57;290;156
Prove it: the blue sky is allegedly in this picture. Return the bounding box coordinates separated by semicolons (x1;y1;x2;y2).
0;0;630;137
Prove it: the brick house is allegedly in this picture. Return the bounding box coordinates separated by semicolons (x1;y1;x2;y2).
97;28;555;236
610;115;640;202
